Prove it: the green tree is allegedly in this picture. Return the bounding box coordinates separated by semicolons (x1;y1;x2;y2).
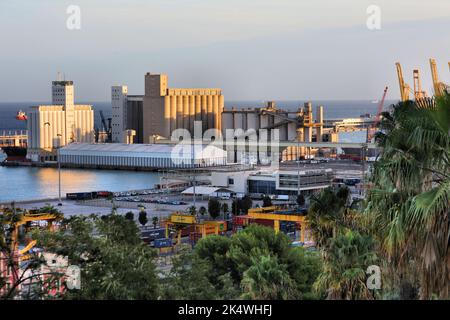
164;224;321;300
231;196;253;216
188;205;197;216
124;211;134;221
296;194;305;207
152;216;159;229
221;202;229;219
199;206;207;217
161;248;239;300
33;214;159;299
208;199;221;219
0;207;64;300
306;186;355;248
313;230;378;300
138;210;148;226
241;254;296;299
262;196;272;207
366;96;450;299
240;195;253;214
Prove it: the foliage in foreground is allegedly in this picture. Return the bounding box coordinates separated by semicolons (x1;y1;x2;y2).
161;224;322;300
33;214;159;299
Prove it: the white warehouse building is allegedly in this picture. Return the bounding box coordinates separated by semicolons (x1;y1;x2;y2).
59;143;227;169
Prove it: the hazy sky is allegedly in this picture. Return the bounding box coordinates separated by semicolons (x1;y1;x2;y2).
0;0;449;102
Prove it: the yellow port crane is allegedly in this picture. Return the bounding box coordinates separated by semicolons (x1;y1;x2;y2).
396;62;411;102
429;58;450;97
413;69;427;100
1;210;62;253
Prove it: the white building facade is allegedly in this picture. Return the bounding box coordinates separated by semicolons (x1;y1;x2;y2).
27;81;94;162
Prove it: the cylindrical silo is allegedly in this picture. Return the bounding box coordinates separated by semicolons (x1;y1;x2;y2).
176;94;183;130
218;95;224;132
222;111;233;136
183;95;189;130
170;95;177;134
164;95;171;138
189;95;195;134
195;95;201;122
207;95;213;130
212;95;219;130
201;95;207;132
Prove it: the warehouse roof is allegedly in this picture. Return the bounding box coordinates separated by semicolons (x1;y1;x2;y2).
62;143;177;153
60;143;227;159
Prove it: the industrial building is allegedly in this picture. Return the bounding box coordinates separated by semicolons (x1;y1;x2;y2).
26;80;94;162
221;101;337;163
111;73;224;144
111;85;128;143
208;168;334;197
58;143;227;169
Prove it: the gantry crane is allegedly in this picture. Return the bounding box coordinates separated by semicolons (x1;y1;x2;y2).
396;62;411;102
1;210;62;255
367;87;388;143
413;69;427;100
430;58;449;97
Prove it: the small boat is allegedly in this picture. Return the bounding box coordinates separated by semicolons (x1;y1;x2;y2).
0;150;6;162
16;110;27;121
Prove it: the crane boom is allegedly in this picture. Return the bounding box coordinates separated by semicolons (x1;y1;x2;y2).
430;58;443;96
99;110;108;132
374;87;388;126
367;87;388;143
396;62;410;101
413;69;427;100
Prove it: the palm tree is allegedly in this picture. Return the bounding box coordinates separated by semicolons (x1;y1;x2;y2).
313;230;378;300
366;95;450;299
241;254;297;300
307;186;358;248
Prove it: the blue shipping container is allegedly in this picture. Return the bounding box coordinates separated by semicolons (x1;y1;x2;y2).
154;238;172;248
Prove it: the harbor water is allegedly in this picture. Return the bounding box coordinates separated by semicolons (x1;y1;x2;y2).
0;166;161;203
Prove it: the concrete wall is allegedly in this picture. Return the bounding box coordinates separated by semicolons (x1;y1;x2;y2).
111;85;128;143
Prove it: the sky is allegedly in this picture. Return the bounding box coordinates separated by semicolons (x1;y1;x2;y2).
0;0;449;102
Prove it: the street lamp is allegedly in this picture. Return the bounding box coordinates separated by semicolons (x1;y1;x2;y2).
57;133;62;206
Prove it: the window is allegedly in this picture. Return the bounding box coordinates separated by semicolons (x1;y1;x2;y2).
228;178;234;185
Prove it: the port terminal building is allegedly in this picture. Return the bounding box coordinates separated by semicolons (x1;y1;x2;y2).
183;169;334;198
58;143;227;169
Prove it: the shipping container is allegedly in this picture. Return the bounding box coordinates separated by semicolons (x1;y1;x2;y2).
66;192;94;200
154;238;173;248
140;227;166;243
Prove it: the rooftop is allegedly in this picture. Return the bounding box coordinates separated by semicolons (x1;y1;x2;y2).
60;143;227;159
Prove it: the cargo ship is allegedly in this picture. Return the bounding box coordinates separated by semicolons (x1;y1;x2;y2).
16;110;27;121
1;146;27;161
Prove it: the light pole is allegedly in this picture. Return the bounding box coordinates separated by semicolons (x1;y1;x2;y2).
57;133;62;206
191;138;196;210
297;139;300;196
